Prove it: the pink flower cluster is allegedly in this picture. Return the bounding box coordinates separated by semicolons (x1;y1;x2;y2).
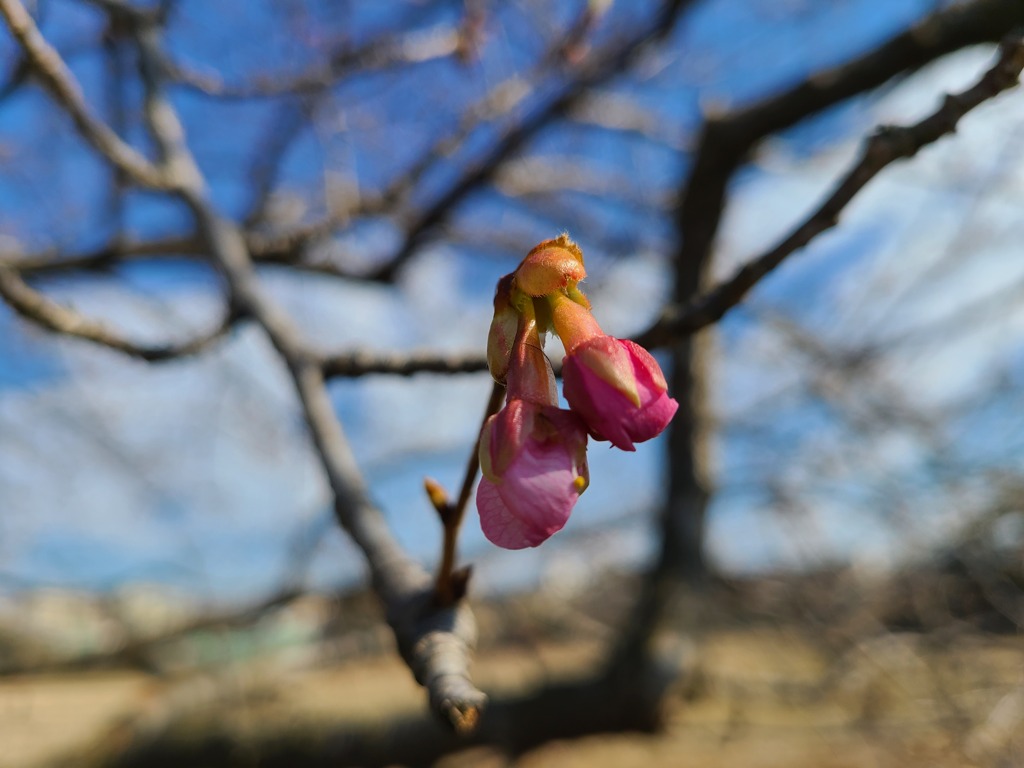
477;235;678;549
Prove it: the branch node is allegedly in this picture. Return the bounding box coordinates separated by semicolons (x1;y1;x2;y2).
449;565;473;603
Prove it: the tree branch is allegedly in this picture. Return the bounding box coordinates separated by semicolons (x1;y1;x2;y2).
2;0;489;730
622;0;1024;672
220;2;678;282
153;5;489;729
432;380;504;607
167;24;461;99
0;0;169;189
367;0;695;282
0;265;236;361
671;0;1024;310
3;4;694;288
636;33;1024;349
4;234;367;281
321;348;490;378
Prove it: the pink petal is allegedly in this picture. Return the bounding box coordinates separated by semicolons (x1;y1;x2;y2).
620;339;668;390
499;441;579;535
487;399;534;476
632;389;678;443
564;354;638;450
476;401;589;550
477;478;542;550
563;337;678;451
573;335;639;403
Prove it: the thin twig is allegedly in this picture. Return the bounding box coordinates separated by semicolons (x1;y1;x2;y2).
5;234;368;280
322;349;490;378
367;0;695;282
244;0;628;271
1;0;489;730
0;266;236;361
0;0;169;188
3;236;199;274
434;379;505;607
168;24;461;99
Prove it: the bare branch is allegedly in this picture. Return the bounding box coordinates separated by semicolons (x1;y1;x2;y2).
673;0;1024;304
135;11;488;727
3;231;394;284
0;265;235;361
2;1;490;728
321;348;490;379
434;380;505;607
5;234;362;280
625;0;1024;662
57;3;694;286
168;24;462;99
229;3;641;279
0;0;169;188
367;0;695;282
3;236;199;274
636;34;1024;349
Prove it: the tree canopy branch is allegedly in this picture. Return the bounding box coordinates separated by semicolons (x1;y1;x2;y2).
168;24;462;99
0;0;170;189
321;349;491;378
1;0;489;729
367;0;695;282
0;266;236;361
673;0;1024;300
637;33;1024;347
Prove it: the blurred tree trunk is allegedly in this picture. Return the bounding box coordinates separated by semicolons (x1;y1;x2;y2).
661;314;714;582
659;119;734;586
605;124;723;678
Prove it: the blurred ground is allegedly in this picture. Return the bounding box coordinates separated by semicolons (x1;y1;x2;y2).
1;571;1021;768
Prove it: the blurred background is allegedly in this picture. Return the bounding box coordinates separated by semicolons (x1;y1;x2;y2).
1;0;1023;765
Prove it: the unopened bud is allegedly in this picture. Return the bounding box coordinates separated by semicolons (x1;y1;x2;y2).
514;235;586;297
423;477;450;515
486;273;518;382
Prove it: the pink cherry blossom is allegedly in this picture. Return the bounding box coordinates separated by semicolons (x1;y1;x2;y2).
476;399;589;549
562;335;678;451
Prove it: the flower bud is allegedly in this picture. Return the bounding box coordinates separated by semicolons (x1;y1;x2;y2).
562;336;678;451
477;400;589;549
486;273;518;383
514;234;586;298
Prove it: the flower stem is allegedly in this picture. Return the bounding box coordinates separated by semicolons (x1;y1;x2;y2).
548;290;604;354
434;378;505;606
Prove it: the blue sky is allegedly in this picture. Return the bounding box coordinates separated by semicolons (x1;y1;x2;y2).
1;0;1022;599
